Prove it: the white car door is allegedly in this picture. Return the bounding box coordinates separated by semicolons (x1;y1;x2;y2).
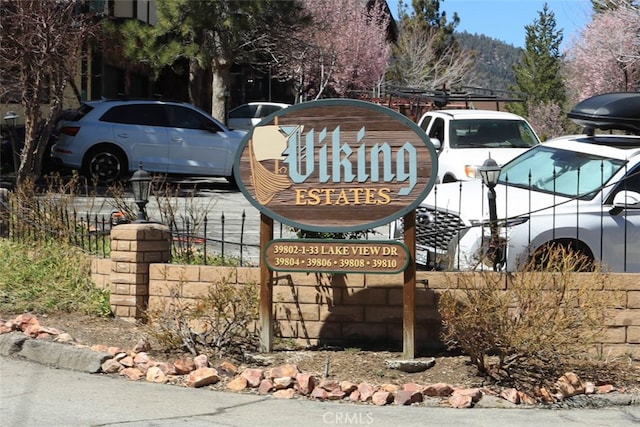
107;104;169;172
166;105;232;176
600;165;640;272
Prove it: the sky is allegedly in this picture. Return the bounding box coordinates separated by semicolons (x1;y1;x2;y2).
386;0;593;50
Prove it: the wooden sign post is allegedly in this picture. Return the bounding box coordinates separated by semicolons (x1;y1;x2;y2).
234;99;437;358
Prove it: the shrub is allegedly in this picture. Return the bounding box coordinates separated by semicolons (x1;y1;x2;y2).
439;246;619;387
145;272;260;357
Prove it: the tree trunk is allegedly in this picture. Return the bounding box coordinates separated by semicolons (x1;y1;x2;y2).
211;59;232;123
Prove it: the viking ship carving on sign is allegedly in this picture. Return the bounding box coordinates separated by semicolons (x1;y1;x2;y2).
249;124;302;204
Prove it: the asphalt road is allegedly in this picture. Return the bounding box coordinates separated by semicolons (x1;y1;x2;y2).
2;356;640;427
66;176;395;266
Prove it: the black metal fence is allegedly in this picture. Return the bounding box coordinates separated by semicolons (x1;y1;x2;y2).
408;171;639;273
0;195;262;266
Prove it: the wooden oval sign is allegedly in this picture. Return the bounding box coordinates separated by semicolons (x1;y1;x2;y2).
234;99;437;232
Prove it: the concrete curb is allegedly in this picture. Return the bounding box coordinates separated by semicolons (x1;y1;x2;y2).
1;332;638;409
0;332;111;373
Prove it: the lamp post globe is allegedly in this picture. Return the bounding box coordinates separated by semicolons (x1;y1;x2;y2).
130;163;151;223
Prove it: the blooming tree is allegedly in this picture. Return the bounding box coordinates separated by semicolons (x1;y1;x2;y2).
278;0;392;101
564;4;640;101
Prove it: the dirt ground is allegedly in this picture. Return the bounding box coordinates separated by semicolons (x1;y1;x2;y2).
6;312;640;397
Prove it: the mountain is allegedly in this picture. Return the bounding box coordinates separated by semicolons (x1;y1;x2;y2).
456;31;523;91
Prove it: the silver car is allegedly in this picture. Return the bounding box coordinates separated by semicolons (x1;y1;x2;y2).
52;99;246;184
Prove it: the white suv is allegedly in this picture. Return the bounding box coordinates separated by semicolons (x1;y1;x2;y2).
417;109;541;183
401;92;640;272
52;99;247;184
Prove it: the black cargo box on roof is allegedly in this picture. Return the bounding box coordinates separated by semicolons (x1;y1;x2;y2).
567;92;640;135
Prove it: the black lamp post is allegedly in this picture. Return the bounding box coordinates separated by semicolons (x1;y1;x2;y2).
130;163;151;223
478;157;502;270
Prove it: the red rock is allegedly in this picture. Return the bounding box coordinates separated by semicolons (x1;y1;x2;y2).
318;379;341;392
15;314;38;331
0;324;12;334
133;352;150;364
119;356;134;368
311;387;329;400
120;367;144;381
258;379;274;394
273;377;294;390
146;366;167;383
133;337;151;353
555;372;585;398
107;346;123;356
349;390;361;402
53;333;74;344
268;363;299;379
194;354;209;369
453;388;483;403
217;361;238;377
101;359;123;374
240;368;264;387
23;324;41;337
500;388;520;404
227;376;249;391
535;387;555;403
449;394;473;408
295;373;316;395
597;384;616;394
133;352;151;373
372;391;392;406
273;389;296;399
394;390;422;405
153;362;175;375
380;383;400;393
339;381;357;394
585;382;596;395
173;358;196;374
326;389;346;400
91;344;109;352
39;327;61;336
518;391;537;405
424;383;454;397
187;367;219;388
358;383;376;402
403;383;426;394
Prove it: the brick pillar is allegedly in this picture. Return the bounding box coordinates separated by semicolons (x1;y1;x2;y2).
109;223;171;321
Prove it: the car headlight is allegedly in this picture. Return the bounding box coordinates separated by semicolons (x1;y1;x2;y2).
465;165;478;178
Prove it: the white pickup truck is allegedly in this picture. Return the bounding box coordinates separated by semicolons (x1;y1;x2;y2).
417;109;541;183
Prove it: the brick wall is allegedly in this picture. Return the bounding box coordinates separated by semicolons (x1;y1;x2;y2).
137;264;640;357
91;223;640;356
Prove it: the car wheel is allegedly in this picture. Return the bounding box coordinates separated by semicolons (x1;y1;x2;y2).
226;171;238;188
83;147;127;185
529;240;595;272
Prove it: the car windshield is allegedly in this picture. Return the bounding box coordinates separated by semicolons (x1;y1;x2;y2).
499;145;626;199
449;119;539;148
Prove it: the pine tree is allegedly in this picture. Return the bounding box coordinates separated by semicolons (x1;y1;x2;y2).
508;3;566;118
112;0;308;121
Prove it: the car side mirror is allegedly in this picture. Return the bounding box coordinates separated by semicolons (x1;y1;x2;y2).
609;190;640;215
430;138;441;150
